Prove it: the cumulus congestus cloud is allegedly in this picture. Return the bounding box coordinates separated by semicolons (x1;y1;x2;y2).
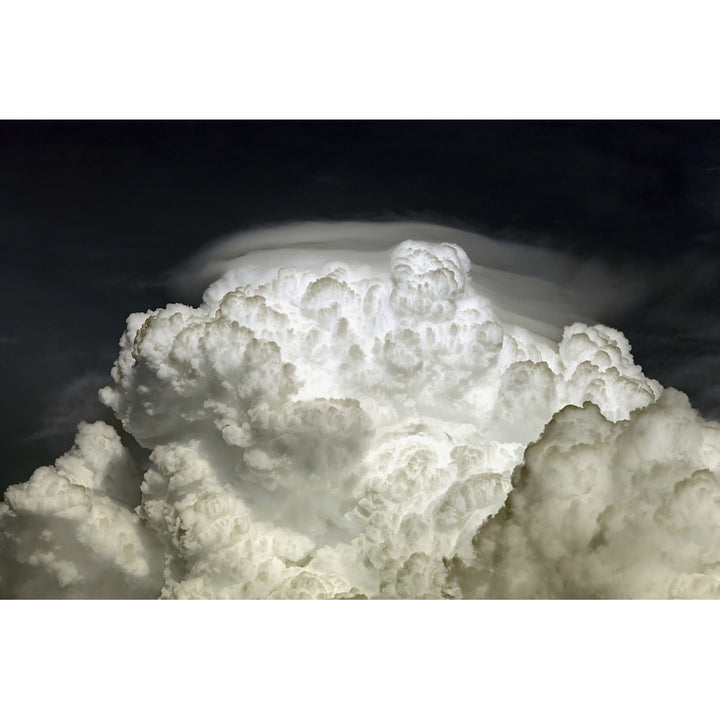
451;389;720;598
2;231;715;598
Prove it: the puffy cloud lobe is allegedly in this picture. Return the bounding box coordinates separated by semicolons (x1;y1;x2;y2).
390;241;471;316
0;422;163;598
452;389;720;598
0;238;693;599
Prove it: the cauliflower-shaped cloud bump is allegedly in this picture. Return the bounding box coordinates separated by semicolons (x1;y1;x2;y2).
0;422;163;598
452;389;720;598
0;237;693;599
390;241;471;316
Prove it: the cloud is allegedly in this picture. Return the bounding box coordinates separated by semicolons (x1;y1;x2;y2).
0;421;163;598
169;221;655;338
1;225;706;598
452;388;720;598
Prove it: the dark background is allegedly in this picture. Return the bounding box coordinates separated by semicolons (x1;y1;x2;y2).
2;120;720;493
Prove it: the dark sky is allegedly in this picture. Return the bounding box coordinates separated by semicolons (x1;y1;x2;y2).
2;120;720;491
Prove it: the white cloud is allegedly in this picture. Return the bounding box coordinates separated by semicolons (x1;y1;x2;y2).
455;388;720;598
4;227;706;599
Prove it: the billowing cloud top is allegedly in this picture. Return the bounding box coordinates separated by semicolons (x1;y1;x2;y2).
2;233;717;598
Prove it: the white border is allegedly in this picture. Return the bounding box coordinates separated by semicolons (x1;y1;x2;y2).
1;2;718;118
4;600;718;718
